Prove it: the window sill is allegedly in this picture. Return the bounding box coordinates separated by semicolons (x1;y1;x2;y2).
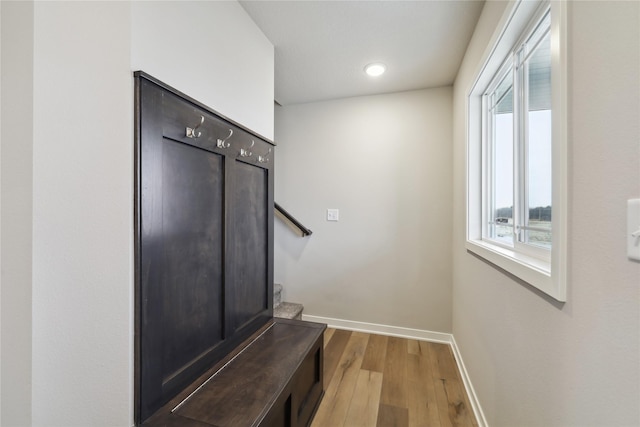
465;238;565;301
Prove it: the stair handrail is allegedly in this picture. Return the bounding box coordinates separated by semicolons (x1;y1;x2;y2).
275;202;313;237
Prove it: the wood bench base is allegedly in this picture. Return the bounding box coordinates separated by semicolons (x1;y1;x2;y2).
143;318;325;427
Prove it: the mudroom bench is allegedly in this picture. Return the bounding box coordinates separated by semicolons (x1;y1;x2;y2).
143;319;325;427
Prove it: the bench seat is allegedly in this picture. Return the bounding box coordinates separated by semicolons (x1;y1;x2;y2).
143;318;325;427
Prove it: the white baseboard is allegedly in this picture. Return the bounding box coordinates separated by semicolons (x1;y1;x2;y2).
450;335;489;427
302;314;488;427
302;314;453;344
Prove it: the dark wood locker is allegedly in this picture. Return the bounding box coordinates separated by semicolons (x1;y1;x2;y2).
135;72;274;422
134;72;323;427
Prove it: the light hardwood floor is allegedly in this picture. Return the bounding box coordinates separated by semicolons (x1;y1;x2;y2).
311;328;478;427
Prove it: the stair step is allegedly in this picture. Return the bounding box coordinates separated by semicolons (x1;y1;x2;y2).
274;301;304;320
274;283;283;307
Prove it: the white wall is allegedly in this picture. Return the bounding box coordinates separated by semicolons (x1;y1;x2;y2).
1;2;34;425
452;2;640;426
31;2;133;425
131;1;274;140
1;1;274;425
275;88;453;333
0;5;2;422
0;6;2;422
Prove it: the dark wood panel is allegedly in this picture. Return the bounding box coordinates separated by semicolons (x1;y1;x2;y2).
141;413;217;427
227;160;269;333
293;346;323;427
135;72;280;425
139;78;166;421
161;88;259;158
160;138;224;382
139;82;228;418
142;321;275;427
264;395;292;427
175;320;325;427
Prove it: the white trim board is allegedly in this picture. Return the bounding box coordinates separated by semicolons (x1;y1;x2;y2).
450;335;489;427
302;314;452;344
302;314;489;427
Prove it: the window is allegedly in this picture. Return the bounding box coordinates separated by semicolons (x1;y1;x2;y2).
467;1;567;301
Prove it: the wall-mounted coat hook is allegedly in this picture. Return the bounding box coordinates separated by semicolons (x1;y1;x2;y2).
257;147;271;163
186;116;204;138
217;129;233;149
240;140;255;157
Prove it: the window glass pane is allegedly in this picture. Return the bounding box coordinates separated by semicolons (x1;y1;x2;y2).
494;72;513;113
489;72;514;245
525;28;552;248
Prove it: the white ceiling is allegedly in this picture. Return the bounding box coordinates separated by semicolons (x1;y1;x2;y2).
239;0;485;106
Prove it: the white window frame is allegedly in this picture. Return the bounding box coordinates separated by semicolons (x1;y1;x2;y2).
466;0;567;302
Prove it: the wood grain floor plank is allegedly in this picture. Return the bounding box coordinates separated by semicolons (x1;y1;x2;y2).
343;369;383;427
311;332;369;427
407;339;420;356
361;333;388;373
322;329;352;388
407;348;431;380
376;404;409;427
417;340;432;357
442;378;475;427
311;330;477;427
434;378;454;427
430;343;459;381
380;336;408;408
407;353;440;427
434;378;474;427
323;327;336;348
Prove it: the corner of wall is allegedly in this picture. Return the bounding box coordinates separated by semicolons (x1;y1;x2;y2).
0;1;34;424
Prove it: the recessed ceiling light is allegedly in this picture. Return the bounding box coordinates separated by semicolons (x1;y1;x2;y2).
364;63;386;77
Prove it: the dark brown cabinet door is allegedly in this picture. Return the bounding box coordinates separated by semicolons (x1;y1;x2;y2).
227;160;270;334
135;74;274;423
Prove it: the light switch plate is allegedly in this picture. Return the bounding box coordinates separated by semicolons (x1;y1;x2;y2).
628;199;640;261
327;209;339;221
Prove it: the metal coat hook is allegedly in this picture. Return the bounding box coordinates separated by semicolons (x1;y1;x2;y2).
216;129;233;149
186;116;204;139
240;140;255;157
257;147;271;163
